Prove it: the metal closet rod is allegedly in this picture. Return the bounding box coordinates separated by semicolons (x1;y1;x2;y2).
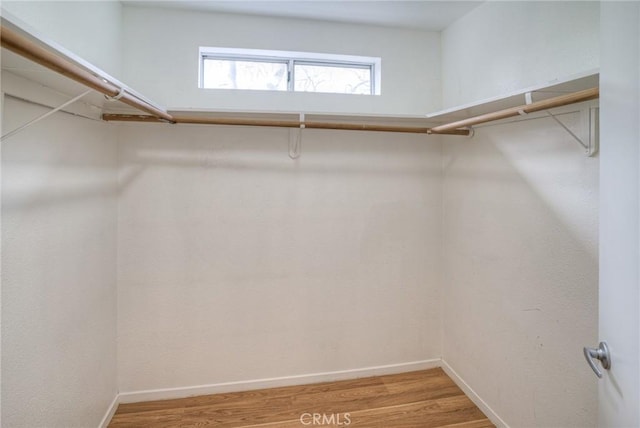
0;24;174;122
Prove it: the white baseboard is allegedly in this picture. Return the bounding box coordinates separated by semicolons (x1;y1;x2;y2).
104;358;507;428
440;360;509;428
118;359;441;404
98;394;120;428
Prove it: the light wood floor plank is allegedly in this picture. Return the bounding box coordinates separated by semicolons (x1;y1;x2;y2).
109;368;494;427
343;396;489;427
116;376;385;414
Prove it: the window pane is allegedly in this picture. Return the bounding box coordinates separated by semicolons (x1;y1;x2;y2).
294;64;371;95
202;58;288;91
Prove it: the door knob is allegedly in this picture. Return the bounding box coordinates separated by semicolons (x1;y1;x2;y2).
583;341;611;378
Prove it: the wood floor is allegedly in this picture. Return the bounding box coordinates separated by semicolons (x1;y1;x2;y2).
109;368;494;427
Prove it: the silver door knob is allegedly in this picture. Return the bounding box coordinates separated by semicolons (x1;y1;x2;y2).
583;341;611;378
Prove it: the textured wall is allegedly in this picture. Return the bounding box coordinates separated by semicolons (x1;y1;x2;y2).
442;109;599;427
441;1;599;108
121;6;441;115
116;123;443;392
1;98;118;427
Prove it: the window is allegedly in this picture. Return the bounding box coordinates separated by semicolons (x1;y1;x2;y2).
199;47;381;95
202;58;288;91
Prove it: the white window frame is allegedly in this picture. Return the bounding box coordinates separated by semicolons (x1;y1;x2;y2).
199;47;382;95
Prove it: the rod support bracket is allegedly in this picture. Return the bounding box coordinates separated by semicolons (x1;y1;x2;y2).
466;127;475;138
545;106;598;157
288;113;305;159
104;87;126;102
1;89;93;142
586;106;599;157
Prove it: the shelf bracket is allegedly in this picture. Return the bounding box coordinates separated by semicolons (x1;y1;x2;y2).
1;89;93;142
544;106;598;157
288;113;304;159
587;106;599;157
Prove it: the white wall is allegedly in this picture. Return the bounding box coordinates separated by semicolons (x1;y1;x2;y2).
1;96;118;427
441;1;599;108
1;0;123;78
121;6;441;116
442;109;599;427
116;124;442;392
440;4;601;424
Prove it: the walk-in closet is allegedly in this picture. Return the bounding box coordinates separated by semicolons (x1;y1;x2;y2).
1;1;639;427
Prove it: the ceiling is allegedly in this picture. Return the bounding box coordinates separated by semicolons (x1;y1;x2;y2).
121;1;483;31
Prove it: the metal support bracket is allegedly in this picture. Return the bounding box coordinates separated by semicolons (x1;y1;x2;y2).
545;106;599;157
520;91;598;157
288;113;304;159
587;106;599;157
1;89;93;142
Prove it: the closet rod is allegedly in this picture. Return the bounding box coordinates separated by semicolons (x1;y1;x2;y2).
0;25;175;123
431;87;599;132
101;114;472;135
